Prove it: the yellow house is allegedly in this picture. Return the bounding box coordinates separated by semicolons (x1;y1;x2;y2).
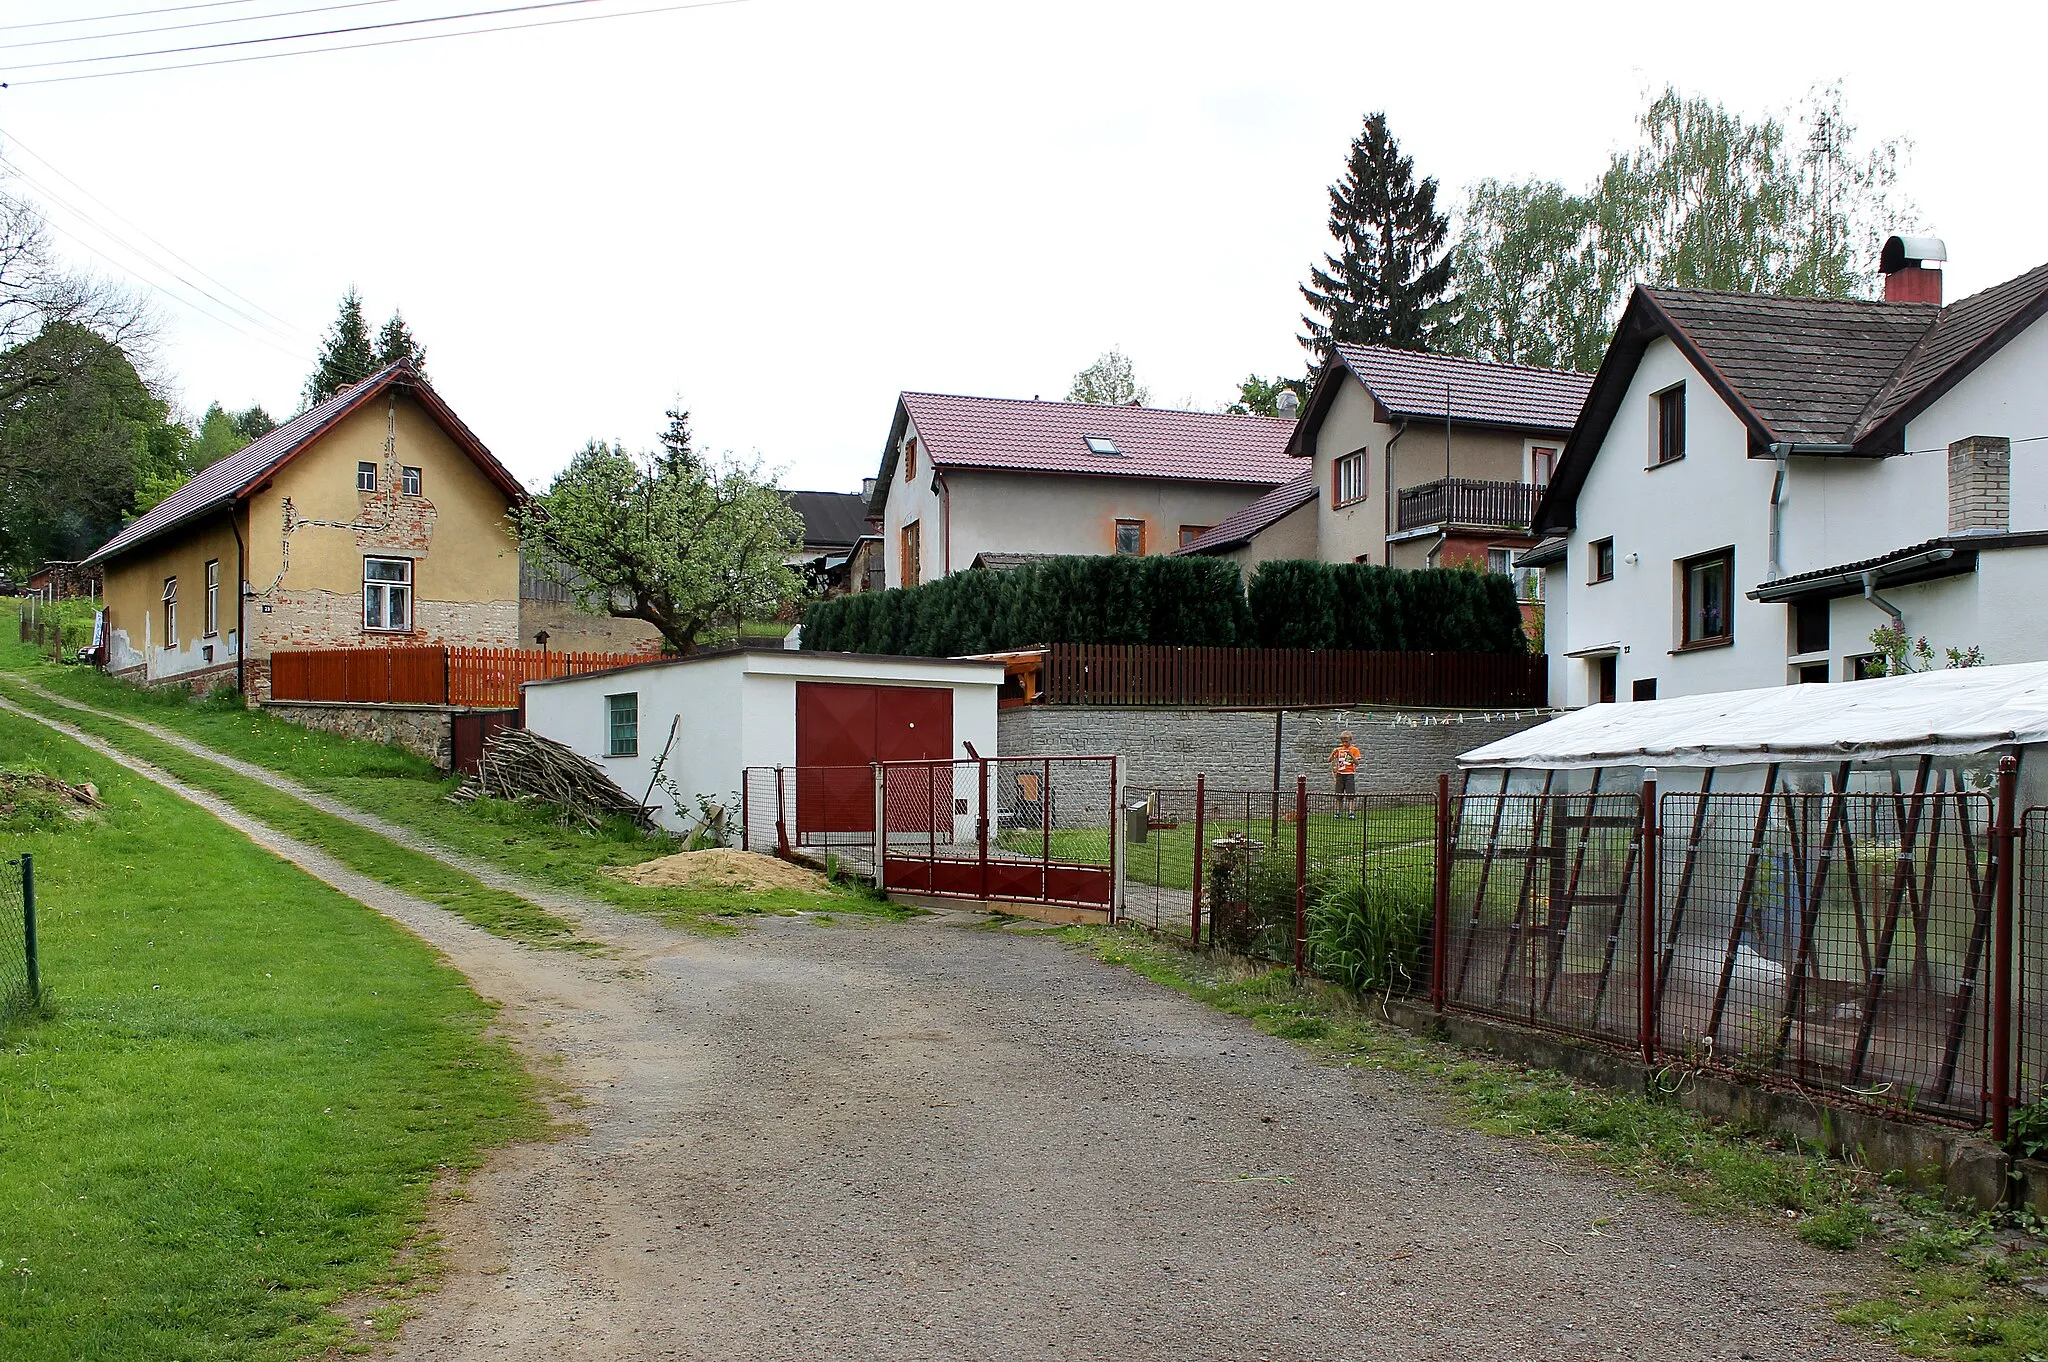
82;361;525;699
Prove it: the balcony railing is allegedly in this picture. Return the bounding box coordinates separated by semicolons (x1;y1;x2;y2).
1396;477;1540;532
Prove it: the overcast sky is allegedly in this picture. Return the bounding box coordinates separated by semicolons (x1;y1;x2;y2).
6;0;2044;494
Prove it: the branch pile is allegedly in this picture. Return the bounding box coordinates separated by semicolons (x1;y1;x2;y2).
449;729;656;832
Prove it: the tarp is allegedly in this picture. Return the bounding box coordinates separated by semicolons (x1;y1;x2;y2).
1459;660;2048;770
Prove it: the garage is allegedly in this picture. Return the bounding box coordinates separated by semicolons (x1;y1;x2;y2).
518;646;1002;838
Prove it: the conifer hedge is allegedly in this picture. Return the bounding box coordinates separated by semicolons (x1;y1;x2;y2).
801;555;1527;657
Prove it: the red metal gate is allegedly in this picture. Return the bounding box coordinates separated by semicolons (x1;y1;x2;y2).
793;681;953;836
878;756;1118;908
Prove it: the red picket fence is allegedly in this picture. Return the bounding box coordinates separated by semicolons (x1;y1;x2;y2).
269;645;648;706
1040;644;1547;709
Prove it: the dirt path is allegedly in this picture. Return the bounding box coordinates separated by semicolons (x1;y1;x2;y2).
4;693;1897;1360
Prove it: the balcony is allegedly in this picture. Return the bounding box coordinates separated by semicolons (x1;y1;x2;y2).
1395;477;1540;533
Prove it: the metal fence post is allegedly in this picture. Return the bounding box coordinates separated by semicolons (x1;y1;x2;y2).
977;758;991;902
1638;769;1659;1065
774;766;790;860
1109;756;1124;925
871;763;885;890
1994;755;2019;1142
1433;772;1450;1011
1293;775;1309;980
740;776;751;853
1191;774;1206;949
21;853;38;1003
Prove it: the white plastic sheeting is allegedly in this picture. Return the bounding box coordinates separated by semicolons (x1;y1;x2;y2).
1459;661;2048;770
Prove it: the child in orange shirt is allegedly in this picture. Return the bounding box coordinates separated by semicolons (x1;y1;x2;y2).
1329;729;1362;818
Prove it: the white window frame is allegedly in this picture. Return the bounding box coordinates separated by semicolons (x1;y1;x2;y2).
204;559;219;636
357;461;378;492
162;576;178;647
363;556;414;633
1333;448;1367;507
401;465;422;496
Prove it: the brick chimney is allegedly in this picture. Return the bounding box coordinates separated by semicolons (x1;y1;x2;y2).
1882;234;1946;305
1948;435;2010;534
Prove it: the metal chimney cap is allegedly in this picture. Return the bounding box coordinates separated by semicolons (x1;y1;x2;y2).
1881;235;1948;273
1276;390;1301;419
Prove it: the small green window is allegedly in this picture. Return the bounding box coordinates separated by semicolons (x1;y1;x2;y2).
606;693;638;757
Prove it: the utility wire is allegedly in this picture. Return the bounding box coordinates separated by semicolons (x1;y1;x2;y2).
7;0;643;71
0;124;308;338
0;0;408;54
3;0;743;85
0;1;271;35
0;152;310;353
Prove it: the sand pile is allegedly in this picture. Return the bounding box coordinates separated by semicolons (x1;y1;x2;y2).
613;848;830;893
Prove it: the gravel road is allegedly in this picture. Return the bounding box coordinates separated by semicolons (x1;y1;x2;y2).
1;690;1895;1361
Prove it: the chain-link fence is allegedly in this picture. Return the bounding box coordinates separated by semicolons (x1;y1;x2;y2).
0;854;39;1026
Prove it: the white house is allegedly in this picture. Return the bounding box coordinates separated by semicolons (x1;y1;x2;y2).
520;647;1002;835
1532;237;2048;707
868;392;1298;588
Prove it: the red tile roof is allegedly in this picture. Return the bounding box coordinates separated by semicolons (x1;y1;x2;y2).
84;361;520;567
1332;343;1594;432
1176;471;1316;555
890;392;1300;488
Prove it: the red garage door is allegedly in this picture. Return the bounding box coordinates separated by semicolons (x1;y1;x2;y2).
794;683;954;834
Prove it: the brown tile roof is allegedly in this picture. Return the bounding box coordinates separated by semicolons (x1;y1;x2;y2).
1332;342;1593;432
887;392;1299;490
1855;262;2048;440
84;361;520;566
1643;288;1936;443
1175;471;1316;555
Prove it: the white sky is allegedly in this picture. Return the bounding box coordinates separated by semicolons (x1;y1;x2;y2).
5;0;2044;494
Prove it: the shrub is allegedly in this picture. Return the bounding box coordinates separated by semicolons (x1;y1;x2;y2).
1305;865;1434;995
1248;559;1338;648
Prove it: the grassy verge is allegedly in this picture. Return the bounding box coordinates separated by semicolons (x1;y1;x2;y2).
0;707;544;1360
1069;924;2048;1361
0;610;889;929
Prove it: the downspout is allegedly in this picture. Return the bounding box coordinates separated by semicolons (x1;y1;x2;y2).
932;467;952;576
1863;570;1904;635
228;503;247;696
1767;443;1790;581
1382;418;1407;561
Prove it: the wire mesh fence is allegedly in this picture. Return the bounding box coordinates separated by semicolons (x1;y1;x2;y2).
0;854;38;1026
881;757;1117;907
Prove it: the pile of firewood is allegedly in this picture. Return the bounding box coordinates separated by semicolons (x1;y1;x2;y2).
449;728;656;832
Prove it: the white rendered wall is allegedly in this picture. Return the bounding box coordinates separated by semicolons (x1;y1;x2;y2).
1559;337;1781;705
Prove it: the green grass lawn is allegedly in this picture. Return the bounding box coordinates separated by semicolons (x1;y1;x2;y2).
0;604;884;929
0;706;544;1360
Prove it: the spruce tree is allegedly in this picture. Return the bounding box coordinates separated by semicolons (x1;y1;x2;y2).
373;309;428;374
1299;112;1456;359
302;289;377;407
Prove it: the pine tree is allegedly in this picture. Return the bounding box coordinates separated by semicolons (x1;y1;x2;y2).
373;309;428;374
302;289;377;407
1299;113;1456;359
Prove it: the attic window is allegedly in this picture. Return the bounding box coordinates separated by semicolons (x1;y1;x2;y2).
1083;435;1119;456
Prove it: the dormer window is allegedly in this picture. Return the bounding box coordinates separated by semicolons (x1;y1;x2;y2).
1084;435;1119;456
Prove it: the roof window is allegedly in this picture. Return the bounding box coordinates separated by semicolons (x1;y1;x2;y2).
1083;435;1119;456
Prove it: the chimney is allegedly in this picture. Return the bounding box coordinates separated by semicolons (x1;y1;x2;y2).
1949;435;2010;534
861;476;876;501
1881;234;1947;305
1276;389;1301;420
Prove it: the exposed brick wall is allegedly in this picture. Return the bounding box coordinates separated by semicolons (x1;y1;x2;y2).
262;700;458;768
1949;436;2011;534
997;704;1549;793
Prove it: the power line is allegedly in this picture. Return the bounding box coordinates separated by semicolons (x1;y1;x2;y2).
0;153;311;355
6;0;642;72
0;1;272;35
2;0;743;85
0;124;308;339
0;0;409;54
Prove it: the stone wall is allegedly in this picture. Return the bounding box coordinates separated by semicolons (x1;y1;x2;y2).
997;703;1550;793
262;700;461;768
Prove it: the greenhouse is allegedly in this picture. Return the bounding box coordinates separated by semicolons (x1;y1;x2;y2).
1451;662;2048;1130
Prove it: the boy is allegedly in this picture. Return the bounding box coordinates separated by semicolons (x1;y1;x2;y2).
1329;729;1362;818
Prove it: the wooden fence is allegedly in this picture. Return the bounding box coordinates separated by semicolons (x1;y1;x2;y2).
269;645;649;707
1039;643;1547;709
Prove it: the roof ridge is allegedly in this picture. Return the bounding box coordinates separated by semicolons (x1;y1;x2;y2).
1642;284;1934;312
899;390;1294;422
1334;340;1595;382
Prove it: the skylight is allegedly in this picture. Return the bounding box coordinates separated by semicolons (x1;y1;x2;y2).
1084;435;1119;455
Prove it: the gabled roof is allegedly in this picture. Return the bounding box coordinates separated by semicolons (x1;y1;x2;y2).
1536;261;2048;534
84;361;520;567
783;490;870;550
870;392;1298;512
1287;344;1593;458
1176;470;1316;556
